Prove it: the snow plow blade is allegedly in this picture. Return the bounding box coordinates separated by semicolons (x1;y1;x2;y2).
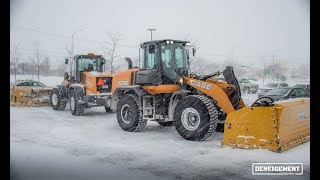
222;98;310;152
10;88;51;107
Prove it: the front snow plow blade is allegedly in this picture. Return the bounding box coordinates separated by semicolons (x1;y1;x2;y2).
222;98;310;152
10;88;51;107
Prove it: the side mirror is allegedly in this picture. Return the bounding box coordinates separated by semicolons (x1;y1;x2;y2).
65;58;69;64
186;49;190;59
100;60;105;65
64;72;69;80
192;47;196;56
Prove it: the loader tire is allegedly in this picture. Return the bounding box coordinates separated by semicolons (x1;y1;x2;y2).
50;88;67;111
157;121;174;126
69;90;85;116
116;94;147;132
174;95;219;141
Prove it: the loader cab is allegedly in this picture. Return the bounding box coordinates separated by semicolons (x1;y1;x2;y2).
137;39;191;85
72;53;105;83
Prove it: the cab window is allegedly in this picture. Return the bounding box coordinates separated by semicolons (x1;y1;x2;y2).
139;47;145;69
78;58;97;72
146;44;156;69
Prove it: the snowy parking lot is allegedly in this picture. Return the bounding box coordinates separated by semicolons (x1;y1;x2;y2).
10;89;310;180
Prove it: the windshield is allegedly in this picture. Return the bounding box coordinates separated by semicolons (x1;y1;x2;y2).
294;84;306;89
265;83;278;88
161;43;188;80
33;81;46;87
77;58;103;72
266;88;290;96
241;79;250;83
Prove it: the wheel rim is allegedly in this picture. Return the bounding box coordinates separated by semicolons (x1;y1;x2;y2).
52;93;58;105
244;88;249;94
181;108;201;130
121;104;132;124
70;97;75;110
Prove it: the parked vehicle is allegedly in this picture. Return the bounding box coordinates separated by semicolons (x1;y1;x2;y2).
238;78;259;94
10;80;53;106
293;84;310;94
260;87;309;101
49;52;113;116
257;82;289;98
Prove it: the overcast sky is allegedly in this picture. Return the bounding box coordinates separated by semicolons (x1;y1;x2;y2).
10;0;309;67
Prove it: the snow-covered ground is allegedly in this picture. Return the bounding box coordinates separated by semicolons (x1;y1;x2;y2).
10;75;310;180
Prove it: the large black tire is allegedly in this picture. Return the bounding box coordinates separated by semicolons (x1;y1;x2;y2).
116;94;147;132
69;90;85;116
50;88;67;111
174;95;219;141
157;121;174;126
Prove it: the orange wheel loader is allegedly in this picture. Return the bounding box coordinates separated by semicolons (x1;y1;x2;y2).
109;39;309;152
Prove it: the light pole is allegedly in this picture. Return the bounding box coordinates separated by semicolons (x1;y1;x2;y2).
147;28;156;41
71;28;84;57
70;28;83;75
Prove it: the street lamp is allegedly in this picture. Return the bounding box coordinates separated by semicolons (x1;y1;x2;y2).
70;28;84;76
147;28;156;41
71;28;84;57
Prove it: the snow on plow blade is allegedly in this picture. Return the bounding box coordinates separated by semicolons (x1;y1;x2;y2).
222;98;310;152
10;88;51;107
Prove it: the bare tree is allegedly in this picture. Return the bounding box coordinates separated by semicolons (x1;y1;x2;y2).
10;42;21;81
34;41;43;81
184;33;200;64
103;33;121;74
295;64;310;79
223;57;247;77
267;63;287;81
41;56;51;76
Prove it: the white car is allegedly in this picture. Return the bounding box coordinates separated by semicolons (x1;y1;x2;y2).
257;82;289;98
238;79;259;94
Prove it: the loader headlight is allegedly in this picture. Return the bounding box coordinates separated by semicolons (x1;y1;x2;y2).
179;78;184;84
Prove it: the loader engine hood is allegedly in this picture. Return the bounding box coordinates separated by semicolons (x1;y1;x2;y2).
81;71;113;94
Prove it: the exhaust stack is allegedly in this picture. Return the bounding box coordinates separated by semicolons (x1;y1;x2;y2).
125;57;133;69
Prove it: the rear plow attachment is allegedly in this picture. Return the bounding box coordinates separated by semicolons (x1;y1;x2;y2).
10;88;51;107
222;98;310;152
